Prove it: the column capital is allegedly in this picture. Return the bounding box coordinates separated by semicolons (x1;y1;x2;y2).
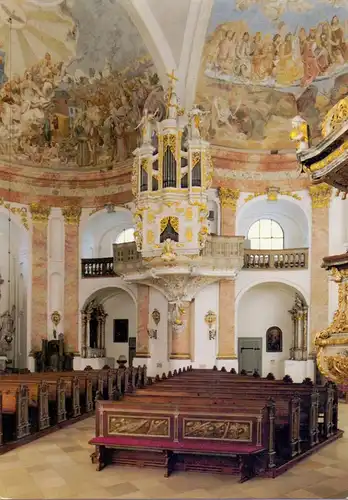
29;203;51;223
62;205;82;225
218;188;240;212
309;183;332;209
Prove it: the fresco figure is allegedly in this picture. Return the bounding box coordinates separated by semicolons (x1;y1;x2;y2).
216;30;237;73
276;33;302;85
235;32;252;78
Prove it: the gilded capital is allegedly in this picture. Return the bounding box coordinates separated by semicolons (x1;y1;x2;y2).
29;203;51;223
218;188;240;212
62;205;82;225
309;183;332;209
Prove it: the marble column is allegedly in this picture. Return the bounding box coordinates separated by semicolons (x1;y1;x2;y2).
309;184;332;353
62;206;81;353
136;284;150;358
217;188;239;361
169;301;191;360
29;203;51;352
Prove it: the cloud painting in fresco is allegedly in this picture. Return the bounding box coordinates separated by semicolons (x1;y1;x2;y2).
196;0;348;150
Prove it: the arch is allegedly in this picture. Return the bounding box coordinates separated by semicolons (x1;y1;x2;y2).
80;207;134;258
237;196;310;249
236;277;308;310
81;284;137;362
236;280;309;378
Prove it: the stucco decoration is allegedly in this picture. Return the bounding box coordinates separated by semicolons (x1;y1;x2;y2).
0;0;164;169
196;0;348;151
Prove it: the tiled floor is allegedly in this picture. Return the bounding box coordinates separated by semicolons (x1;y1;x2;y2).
1;405;348;499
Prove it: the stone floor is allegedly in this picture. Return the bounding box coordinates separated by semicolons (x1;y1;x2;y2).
1;405;348;499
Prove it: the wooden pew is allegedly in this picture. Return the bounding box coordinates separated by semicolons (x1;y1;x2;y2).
0;385;30;442
89;399;276;482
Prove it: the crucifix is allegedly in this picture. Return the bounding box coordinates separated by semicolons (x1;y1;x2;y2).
166;69;179;119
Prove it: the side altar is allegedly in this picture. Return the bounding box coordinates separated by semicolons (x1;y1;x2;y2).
113;73;245;370
293;99;348;384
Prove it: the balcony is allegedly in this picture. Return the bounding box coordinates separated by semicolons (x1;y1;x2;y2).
81;245;309;278
243;248;308;270
81;257;115;278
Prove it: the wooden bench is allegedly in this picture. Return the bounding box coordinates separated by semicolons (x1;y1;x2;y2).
0;385;30;443
89;399;276;482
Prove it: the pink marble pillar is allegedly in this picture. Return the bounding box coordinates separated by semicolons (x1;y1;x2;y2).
309;184;331;353
62;206;81;353
29;203;50;352
217;188;239;360
136;284;150;358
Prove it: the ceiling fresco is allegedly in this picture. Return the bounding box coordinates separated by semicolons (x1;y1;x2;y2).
0;0;163;168
196;0;348;151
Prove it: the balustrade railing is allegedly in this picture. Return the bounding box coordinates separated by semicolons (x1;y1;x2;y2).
243;248;308;270
81;257;115;278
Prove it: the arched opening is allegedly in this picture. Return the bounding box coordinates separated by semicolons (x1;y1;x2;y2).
81;287;136;366
237;198;309;249
247;219;284;250
0;211;29;370
80;208;134;258
236;282;308;379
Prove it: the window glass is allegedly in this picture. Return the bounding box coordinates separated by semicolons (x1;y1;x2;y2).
247;219;284;250
115;228;135;244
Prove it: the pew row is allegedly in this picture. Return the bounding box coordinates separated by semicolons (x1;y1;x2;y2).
89;399;277;482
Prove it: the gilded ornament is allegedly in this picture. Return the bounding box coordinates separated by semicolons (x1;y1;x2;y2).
204;310;217;326
309;140;348;172
244;190;301;203
183;419;251;441
147;211;155;224
62;205;82;225
51;310;61;327
185;228;193;242
147;230;155;245
321;96;348;138
0;199;29;230
309;183;332;209
218;188;240;212
29;203;51;223
152;309;161;326
108;416;169;437
185;207;193;221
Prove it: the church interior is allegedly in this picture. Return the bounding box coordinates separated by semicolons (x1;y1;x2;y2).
1;0;348;498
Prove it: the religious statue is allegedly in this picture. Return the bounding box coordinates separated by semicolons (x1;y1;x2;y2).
135;108;159;145
187;105;208;140
290;116;309;152
161;238;177;263
171;302;185;332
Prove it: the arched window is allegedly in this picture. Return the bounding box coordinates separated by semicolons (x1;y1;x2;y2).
115;228;135;244
247;219;284;250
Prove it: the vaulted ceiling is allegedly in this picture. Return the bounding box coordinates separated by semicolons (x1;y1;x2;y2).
1;0;348;161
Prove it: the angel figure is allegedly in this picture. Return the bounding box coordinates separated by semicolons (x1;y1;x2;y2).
135;108;159;145
161;238;177;263
188;105;209;140
290;115;309;152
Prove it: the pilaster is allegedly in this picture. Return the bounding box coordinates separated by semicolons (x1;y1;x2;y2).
309;183;332;353
136;284;151;358
62;205;81;353
169;301;191;360
29;203;50;352
217;188;239;360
